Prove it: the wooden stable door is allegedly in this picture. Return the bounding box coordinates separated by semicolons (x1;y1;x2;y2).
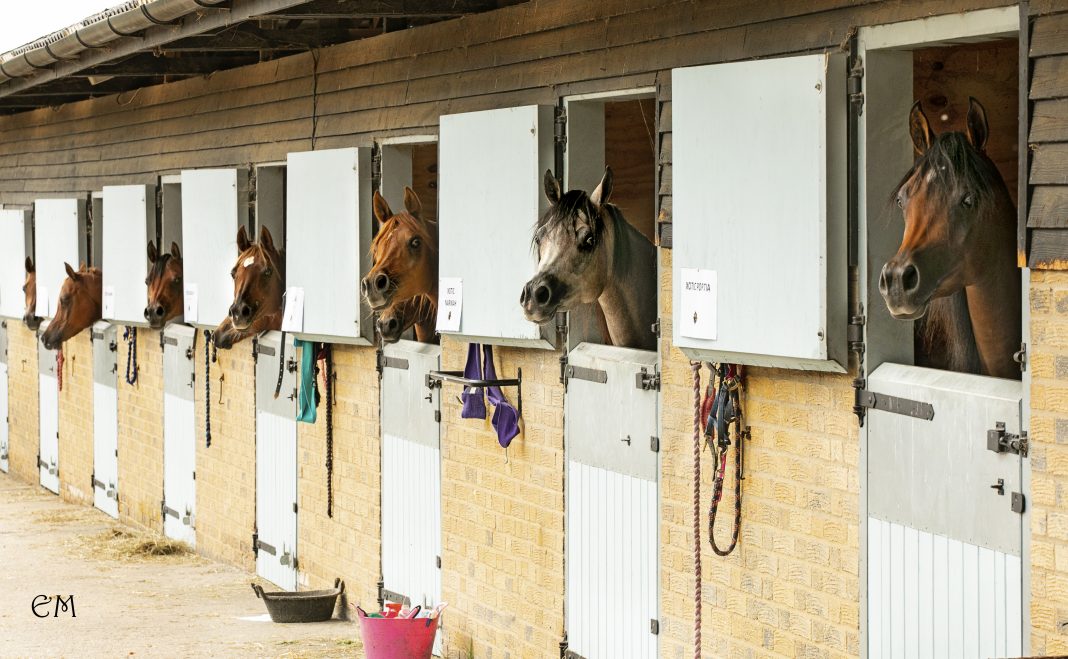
866;364;1024;658
254;331;298;590
380;339;442;615
162;325;196;546
0;322;8;473
91;323;119;518
37;324;59;494
565;343;659;659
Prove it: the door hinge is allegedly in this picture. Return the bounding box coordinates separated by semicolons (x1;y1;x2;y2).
651;318;661;339
1013;342;1027;372
434;409;441;423
636;367;660;391
854;381;934;422
650;618;660;635
436;555;441;569
252;531;259;557
292;502;298;514
650;436;660;453
1011;491;1026;514
371;144;382;190
155;186;163;210
847;315;865;352
554;107;567;146
987;422;1028;457
564;364;608;384
848;55;864;115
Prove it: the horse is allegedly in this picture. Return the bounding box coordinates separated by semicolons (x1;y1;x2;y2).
23;256;41;331
40;262;102;350
144;240;184;329
214;225;285;350
376;295;437;345
879;97;1020;379
521;167;657;351
360;187;438;315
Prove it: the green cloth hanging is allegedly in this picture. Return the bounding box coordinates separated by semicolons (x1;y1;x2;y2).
296;338;318;423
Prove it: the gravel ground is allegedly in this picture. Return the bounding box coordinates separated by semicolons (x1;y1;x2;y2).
0;472;364;658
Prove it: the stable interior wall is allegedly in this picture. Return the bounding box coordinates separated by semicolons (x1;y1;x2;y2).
57;333;94;506
6;322;40;484
604;98;657;245
116;329;165;532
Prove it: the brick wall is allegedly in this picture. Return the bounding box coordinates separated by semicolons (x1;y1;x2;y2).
116;328;164;531
296;343;382;607
6;321;39;484
439;337;566;658
194;339;256;569
657;249;862;659
57;332;94;506
1028;269;1068;655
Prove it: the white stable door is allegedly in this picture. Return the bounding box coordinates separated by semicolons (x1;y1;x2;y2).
38;325;59;493
162;325;196;546
91;323;119;518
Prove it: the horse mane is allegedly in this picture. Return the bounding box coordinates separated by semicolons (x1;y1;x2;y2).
895;132;1009;206
372;212;436;253
532;190;605;252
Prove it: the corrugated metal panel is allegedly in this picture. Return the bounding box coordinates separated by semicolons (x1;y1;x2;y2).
381;340;441;618
566;343;657;659
102;185;155;326
867;517;1022;659
255;331;297;591
92;322;118;518
162;325;195;546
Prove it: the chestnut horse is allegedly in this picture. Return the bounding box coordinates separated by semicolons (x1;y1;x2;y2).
40;262;102;350
144;240;184;329
214;225;285;349
880;97;1020;379
361;187;437;317
23;256;41;331
377;295;437;345
521;167;657;351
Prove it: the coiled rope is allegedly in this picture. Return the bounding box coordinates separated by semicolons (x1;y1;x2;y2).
324;344;334;518
123;326;138;385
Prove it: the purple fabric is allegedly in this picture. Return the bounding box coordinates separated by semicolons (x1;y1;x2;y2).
460;343;487;419
482;345;520;448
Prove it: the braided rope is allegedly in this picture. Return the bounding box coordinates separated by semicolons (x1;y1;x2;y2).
204;329;212;448
123;326;138;385
56;346;64;392
708;366;743;557
691;360;702;659
325;344;334;518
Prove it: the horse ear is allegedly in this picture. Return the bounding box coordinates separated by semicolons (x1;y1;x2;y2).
258;225;276;253
372;191;393;226
170;242;182;259
589;167;614;207
25;256;34;274
966;97;989;153
908;101;933;156
236;225;251;253
64;262;80;281
543;170;561;205
403;187;422;218
147;240;158;264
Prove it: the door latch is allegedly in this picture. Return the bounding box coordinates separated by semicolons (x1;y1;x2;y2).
990;478;1004;496
987;422;1028;457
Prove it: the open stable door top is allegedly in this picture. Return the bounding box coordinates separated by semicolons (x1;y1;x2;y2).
34;198;87;319
671;54;848;371
180;168;249;329
102;185;155;326
438;105;556;348
0;209;31;319
286;147;373;345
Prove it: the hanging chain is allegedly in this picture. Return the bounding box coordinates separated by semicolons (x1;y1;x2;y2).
204;329;212;448
123;326;138;385
273;331;287;399
690;361;702;659
324;344;334;518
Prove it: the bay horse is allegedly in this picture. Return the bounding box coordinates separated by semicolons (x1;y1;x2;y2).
144;240;184;329
40;262;102;350
879;97;1020;379
23;256;41;331
360;187;437;316
521;167;657;351
214;225;285;350
376;295;437;345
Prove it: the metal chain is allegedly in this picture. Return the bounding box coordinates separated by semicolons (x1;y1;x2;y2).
324;344;334;518
204;329;212;448
690;360;702;659
123;326;138;385
273;331;286;399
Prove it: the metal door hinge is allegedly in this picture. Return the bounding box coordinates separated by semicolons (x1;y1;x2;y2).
650;618;659;635
434;410;441;423
554;107;567;145
155;187;163;209
847;315;865;351
436;555;441;569
292;502;298;514
651;318;661;339
855;383;934;421
636;367;660;391
564;364;607;384
371;144;382;189
1013;343;1027;372
1011;492;1026;514
650;436;660;453
848;56;864;115
987;422;1028;457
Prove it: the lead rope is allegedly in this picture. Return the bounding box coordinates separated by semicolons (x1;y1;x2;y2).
123;326;138;385
324;344;334;518
690;361;702;659
273;331;286;399
204;329;213;448
56;346;64;393
706;364;745;557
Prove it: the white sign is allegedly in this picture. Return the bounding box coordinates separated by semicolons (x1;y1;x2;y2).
39;286;49;317
679;268;717;340
281;287;305;333
183;283;198;323
436;277;463;332
102;286;115;319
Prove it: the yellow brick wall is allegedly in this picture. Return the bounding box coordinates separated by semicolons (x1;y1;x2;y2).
296;344;382;607
57;332;94;506
439;336;565;658
6;321;39;484
116;328;164;532
1028;269;1068;655
194;339;256;570
657;248;861;658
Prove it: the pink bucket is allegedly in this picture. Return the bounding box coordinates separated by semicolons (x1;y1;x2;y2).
357;607;441;659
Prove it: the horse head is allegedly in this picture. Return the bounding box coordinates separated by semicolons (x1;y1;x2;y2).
361;188;437;312
214;225;284;349
40;262;102;350
23;256;40;331
144;240;184;329
376;295;436;345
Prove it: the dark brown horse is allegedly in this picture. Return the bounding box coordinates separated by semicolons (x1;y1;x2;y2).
361;188;437;315
23;256;41;331
880;97;1020;379
376;295;437;345
40;262;102;350
214;225;285;349
144;240;184;329
521;168;657;351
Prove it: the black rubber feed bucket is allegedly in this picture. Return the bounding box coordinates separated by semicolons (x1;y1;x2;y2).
252;578;345;623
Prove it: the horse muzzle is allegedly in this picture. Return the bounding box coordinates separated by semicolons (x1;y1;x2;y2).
879;258;928;320
361;271;393;310
144;303;168;329
23;313;41;331
229;300;259;330
520;275;565;323
376;314;403;344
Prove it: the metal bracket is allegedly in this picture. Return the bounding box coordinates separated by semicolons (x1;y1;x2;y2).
1011;492;1026;514
252;531;259;557
650;436;660;453
635;367;660;391
256;539;277;556
856;388;934;421
987;422;1028;457
848;55;865;115
1013;342;1027;372
650;618;660;635
427;368;522;418
564;364;607;384
651;318;661;339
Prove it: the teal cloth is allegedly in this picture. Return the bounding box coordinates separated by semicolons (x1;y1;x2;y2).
296;338;318;423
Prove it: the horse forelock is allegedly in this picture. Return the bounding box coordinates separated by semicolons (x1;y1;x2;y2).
372;212;435;259
532;190;604;254
896;132;1006;208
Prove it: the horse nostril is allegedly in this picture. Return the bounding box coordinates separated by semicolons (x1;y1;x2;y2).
374;273;389;293
239;304;252;319
144;307;151;320
385;317;399;333
902;263;919;293
229;303;237;317
154;305;165;317
360;279;368;296
534;284;552;306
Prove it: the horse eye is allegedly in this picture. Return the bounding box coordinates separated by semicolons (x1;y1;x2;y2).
263;267;273;278
961;193;974;208
144;277;150;285
172;276;181;286
582;234;596;250
896;196;904;209
230;268;236;279
409;237;421;249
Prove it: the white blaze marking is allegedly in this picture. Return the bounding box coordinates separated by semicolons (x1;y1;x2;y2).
242;256;255;268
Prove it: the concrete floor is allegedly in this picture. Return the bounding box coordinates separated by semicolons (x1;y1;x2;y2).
0;472;364;658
